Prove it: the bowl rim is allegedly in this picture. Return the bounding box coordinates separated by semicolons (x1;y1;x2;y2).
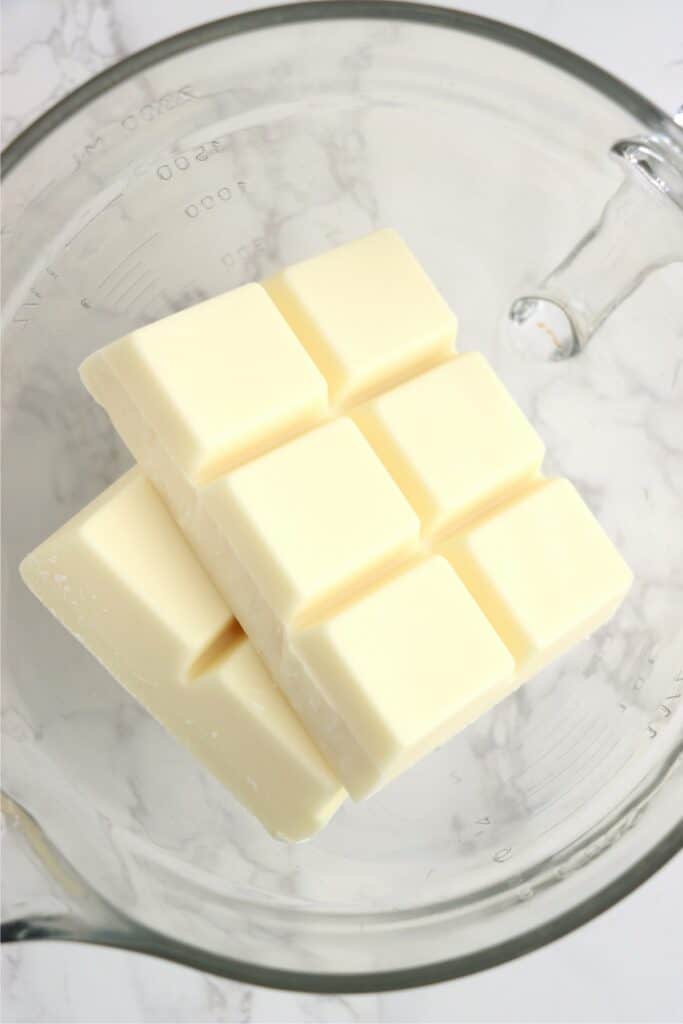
2;0;679;177
2;0;682;994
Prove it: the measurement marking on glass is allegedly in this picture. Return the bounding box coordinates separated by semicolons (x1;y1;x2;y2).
97;232;161;290
534;735;627;821
184;181;247;219
155;140;227;180
114;270;154;305
120;86;194;131
515;708;598;781
11;282;52;327
535;738;630;836
116;272;155;306
504;690;577;754
525;718;613;799
123;279;160;313
102;261;144;302
64;192;123;249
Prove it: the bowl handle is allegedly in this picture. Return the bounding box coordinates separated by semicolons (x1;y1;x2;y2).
1;792;134;947
509;126;683;359
2;793;247;978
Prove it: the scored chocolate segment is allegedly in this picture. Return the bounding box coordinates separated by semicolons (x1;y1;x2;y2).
20;468;345;840
203;417;421;624
23;469;234;684
295;556;515;797
100;283;329;484
441;478;634;681
353;352;545;537
265;228;457;405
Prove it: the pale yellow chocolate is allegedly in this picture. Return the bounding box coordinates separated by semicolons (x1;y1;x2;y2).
79;229;632;799
20;470;345;840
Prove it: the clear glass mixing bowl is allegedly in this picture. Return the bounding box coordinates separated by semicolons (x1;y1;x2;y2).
2;2;682;992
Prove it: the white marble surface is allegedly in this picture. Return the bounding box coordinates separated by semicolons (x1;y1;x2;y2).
2;1;682;1022
1;865;681;1024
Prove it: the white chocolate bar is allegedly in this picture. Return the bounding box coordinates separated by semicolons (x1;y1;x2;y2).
80;230;632;799
20;470;345;840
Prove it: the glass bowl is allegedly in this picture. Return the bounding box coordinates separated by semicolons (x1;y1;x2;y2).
2;2;682;993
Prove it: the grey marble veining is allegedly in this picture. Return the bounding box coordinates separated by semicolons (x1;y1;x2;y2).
2;2;683;1022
